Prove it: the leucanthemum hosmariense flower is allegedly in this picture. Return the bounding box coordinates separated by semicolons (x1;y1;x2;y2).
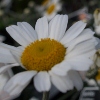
94;8;100;35
36;0;61;21
43;0;62;20
0;14;97;99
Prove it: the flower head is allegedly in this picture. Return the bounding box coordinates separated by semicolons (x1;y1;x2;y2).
0;15;97;99
43;0;62;20
94;8;100;26
36;0;62;20
94;8;100;35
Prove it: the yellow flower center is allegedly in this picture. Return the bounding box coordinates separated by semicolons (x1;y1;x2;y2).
47;4;55;15
21;38;66;71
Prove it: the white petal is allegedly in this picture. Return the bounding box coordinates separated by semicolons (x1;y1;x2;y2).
34;71;51;92
0;47;17;63
16;46;24;53
0;63;19;74
51;67;67;76
0;73;9;91
0;90;17;100
21;22;38;39
51;61;71;76
60;21;86;45
0;43;21;53
10;50;26;70
68;70;83;90
3;71;37;99
17;22;37;42
6;26;29;47
49;15;68;41
35;16;48;39
66;39;96;58
65;56;93;71
49;71;74;93
67;29;95;52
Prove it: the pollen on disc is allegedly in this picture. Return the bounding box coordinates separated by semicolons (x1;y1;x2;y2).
21;38;66;71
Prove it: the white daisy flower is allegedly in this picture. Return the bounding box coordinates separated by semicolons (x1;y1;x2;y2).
94;8;100;35
43;0;62;20
94;8;100;26
35;0;61;20
0;15;97;99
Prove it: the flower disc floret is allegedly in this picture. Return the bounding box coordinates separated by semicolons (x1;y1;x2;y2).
21;38;66;71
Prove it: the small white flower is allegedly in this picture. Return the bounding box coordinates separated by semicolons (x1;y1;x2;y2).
43;0;62;20
0;15;97;99
94;8;100;26
36;0;62;20
94;8;100;35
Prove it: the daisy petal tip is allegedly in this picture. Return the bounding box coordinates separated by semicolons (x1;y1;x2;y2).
6;26;10;31
64;14;68;17
17;22;21;25
62;90;67;93
41;16;48;22
77;20;85;25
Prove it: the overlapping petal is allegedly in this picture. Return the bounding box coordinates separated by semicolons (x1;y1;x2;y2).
34;71;51;92
0;63;19;74
66;29;95;52
49;71;74;93
60;21;86;45
49;15;68;41
6;26;29;47
35;16;49;40
17;22;38;41
65;55;93;71
68;70;83;90
0;71;37;100
66;39;96;58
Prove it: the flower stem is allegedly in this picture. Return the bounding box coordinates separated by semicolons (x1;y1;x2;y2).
42;91;49;100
